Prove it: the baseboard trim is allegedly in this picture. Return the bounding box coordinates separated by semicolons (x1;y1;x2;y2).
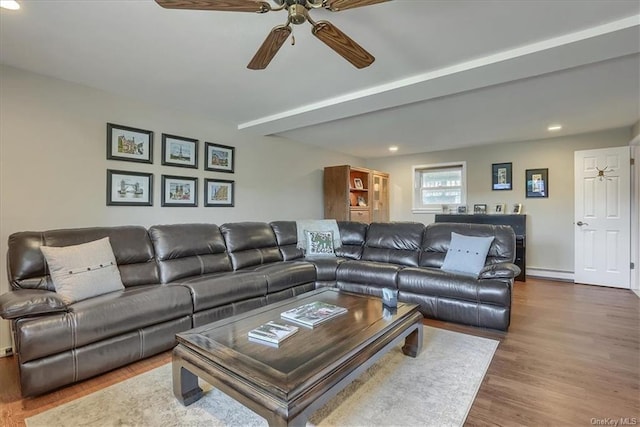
526;267;574;282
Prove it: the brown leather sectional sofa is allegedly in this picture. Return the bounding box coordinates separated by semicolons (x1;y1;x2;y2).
0;220;519;396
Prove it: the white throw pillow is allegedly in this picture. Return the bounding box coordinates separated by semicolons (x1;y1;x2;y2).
40;237;125;305
305;230;336;257
441;232;494;278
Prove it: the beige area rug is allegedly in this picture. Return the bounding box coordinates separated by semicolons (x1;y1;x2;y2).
26;326;498;427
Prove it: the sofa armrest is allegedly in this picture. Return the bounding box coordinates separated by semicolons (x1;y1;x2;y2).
479;262;521;280
0;289;67;319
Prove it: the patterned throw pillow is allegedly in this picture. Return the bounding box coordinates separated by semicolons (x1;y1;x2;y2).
40;237;125;304
441;232;494;278
305;230;336;257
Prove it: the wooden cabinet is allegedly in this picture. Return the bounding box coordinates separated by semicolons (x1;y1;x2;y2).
323;165;389;224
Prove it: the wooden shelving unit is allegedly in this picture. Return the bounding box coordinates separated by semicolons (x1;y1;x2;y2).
323;165;389;224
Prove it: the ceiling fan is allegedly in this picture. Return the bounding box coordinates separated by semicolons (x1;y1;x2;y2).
155;0;390;70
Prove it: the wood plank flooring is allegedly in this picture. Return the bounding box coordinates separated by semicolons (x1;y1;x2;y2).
1;278;638;426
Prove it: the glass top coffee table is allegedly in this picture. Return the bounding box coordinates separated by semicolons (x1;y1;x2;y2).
172;288;423;427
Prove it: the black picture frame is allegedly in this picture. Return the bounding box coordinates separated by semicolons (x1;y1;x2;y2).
161;134;198;169
204;178;235;207
107;123;153;164
526;168;549;198
106;169;153;206
161;175;198;207
204;142;235;173
492;162;512;191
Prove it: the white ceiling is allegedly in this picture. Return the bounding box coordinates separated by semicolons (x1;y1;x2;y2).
1;0;639;158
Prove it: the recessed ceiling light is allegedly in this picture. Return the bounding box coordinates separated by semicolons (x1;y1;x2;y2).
547;124;562;131
388;146;398;152
0;1;20;10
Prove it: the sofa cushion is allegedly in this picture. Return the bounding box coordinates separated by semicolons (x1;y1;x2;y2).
270;221;304;261
169;271;268;312
252;261;317;293
361;222;424;267
304;256;347;281
421;223;515;268
441;232;494;278
220;222;283;270
149;223;232;283
40;237;125;304
15;284;193;363
335;221;367;259
8;226;159;291
336;260;400;288
398;267;511;306
305;230;336;257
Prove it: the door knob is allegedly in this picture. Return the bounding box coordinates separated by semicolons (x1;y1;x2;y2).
576;221;588;226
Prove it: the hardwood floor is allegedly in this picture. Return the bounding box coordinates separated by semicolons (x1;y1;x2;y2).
1;278;638;426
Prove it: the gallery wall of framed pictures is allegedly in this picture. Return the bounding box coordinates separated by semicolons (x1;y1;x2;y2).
460;162;551;215
105;122;235;208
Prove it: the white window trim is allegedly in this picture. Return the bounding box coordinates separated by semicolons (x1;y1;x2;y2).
412;161;467;214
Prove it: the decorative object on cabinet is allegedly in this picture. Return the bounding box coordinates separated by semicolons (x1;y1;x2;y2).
323;165;389;224
161;134;198;169
435;213;527;282
513;203;523;214
494;203;506;214
106;169;153;206
526;168;548;198
204;142;235;173
492;162;512;191
457;205;467;214
473;204;487;214
161;175;198;207
204;178;234;207
107;123;153;164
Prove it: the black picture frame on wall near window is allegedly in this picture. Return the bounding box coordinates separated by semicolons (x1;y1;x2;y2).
526;168;549;198
492;162;512;191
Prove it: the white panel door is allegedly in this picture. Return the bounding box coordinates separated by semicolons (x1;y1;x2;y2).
574;147;630;288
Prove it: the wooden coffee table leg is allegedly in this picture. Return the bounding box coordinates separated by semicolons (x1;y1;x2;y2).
173;358;203;406
401;324;423;357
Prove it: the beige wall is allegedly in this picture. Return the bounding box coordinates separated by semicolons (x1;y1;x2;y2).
367;128;632;275
0;65;362;351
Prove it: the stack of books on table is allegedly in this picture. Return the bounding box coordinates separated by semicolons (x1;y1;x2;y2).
280;301;347;327
248;321;299;345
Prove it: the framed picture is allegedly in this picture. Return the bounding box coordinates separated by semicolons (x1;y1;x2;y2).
474;204;487;214
107;123;153;163
513;203;523;214
492;162;512;191
106;169;153;206
161;175;197;207
494;203;507;214
161;134;198;169
205;142;235;173
457;205;467;214
526;168;549;198
204;178;234;207
353;178;364;189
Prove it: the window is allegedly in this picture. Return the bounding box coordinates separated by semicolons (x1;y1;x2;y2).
412;162;467;213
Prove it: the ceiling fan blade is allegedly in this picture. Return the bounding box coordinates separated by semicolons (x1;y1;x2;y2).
325;0;390;12
247;25;292;70
312;21;374;69
155;0;271;13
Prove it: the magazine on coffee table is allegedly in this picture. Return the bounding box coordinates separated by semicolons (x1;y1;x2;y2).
280;301;347;327
248;321;299;345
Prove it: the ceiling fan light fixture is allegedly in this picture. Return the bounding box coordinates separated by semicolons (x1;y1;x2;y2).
288;4;307;24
